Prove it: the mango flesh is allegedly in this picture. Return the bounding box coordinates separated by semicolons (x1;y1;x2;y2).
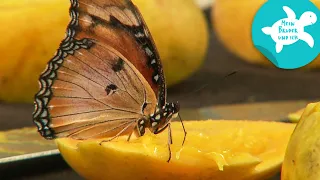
0;0;208;103
212;0;320;68
56;120;295;180
282;103;320;180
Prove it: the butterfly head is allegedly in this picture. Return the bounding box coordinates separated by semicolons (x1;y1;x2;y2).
161;102;180;120
169;101;180;119
148;102;180;134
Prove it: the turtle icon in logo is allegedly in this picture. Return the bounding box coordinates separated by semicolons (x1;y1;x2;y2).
261;6;317;53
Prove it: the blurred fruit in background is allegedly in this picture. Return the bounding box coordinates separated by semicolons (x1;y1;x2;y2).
0;0;208;103
0;0;69;103
132;0;208;86
212;0;320;69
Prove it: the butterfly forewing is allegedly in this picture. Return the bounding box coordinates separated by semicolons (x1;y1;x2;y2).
33;0;165;139
77;0;166;103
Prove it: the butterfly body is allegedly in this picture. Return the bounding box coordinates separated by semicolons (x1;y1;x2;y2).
137;102;180;136
33;0;186;162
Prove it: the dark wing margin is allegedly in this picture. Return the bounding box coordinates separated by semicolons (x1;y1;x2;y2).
124;1;167;106
33;0;91;138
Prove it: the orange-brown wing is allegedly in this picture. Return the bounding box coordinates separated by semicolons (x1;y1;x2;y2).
77;0;166;106
33;0;158;139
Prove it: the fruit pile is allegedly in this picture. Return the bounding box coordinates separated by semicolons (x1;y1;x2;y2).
0;0;208;103
2;1;320;179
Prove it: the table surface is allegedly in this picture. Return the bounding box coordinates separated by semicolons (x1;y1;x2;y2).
2;9;320;180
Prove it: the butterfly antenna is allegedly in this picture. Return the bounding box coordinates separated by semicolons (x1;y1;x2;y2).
224;71;237;79
176;71;236;146
180;71;238;99
178;113;187;146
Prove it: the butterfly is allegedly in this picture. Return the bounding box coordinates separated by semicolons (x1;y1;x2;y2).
33;0;187;162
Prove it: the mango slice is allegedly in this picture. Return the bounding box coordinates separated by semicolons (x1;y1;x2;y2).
56;120;295;180
282;103;320;180
287;108;305;123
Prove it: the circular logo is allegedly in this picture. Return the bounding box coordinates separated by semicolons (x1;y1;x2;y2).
252;0;320;69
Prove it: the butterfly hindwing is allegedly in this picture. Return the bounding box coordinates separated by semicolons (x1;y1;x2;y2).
33;0;164;139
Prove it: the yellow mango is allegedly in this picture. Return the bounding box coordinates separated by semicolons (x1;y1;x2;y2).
56;120;295;180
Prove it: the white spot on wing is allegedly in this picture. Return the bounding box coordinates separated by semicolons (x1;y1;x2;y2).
154;74;159;82
34;121;42;130
145;47;153;56
135;32;144;38
41;119;49;125
41;110;48;118
56;59;63;64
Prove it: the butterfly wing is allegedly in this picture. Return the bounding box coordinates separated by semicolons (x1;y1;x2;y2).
79;0;166;105
33;0;164;140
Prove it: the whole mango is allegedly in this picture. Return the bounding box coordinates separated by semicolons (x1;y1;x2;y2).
0;0;69;103
212;0;320;68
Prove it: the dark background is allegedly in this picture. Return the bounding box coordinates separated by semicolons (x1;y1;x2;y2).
1;7;320;180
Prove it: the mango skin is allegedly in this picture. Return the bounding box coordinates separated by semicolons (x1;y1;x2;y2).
212;0;320;68
0;0;208;103
282;102;320;180
0;0;70;103
132;0;209;86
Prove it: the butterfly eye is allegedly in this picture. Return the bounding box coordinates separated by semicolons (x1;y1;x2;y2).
174;102;180;112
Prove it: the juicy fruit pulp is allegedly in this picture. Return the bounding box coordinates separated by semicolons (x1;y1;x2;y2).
56;120;295;180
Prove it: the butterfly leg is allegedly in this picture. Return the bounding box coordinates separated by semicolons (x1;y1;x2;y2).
127;130;134;142
127;118;148;142
154;123;172;162
99;121;136;145
167;123;173;162
178;113;187;146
